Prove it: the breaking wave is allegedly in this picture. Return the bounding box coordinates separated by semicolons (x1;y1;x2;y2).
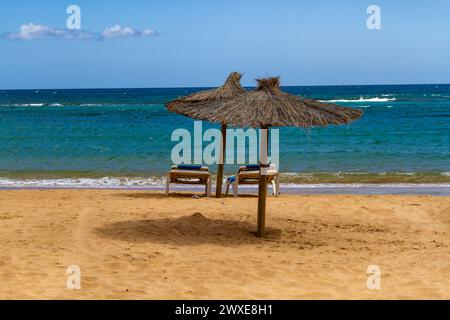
321;96;397;103
1;172;449;189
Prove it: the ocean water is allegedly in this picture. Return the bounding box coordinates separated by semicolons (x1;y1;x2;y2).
0;84;449;189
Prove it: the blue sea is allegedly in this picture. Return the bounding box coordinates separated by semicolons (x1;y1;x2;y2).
0;84;449;190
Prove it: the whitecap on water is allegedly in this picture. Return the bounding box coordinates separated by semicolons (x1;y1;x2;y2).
321;96;396;103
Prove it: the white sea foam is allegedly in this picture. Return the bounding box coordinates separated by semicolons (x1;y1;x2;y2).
0;177;167;189
321;96;397;103
3;103;63;107
0;177;449;191
349;105;393;108
17;103;45;107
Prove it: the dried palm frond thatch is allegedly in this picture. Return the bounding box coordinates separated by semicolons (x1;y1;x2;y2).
166;76;362;128
166;72;246;110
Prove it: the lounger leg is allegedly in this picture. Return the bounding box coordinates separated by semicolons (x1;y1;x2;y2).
225;183;230;196
276;173;280;196
207;178;212;197
233;181;238;197
271;180;276;196
165;175;170;196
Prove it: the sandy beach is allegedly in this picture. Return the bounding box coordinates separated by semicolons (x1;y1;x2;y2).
0;189;448;299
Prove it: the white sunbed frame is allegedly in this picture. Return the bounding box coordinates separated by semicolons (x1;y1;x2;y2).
225;166;280;197
165;165;212;197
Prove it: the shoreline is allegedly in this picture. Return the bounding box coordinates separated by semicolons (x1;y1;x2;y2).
1;183;450;195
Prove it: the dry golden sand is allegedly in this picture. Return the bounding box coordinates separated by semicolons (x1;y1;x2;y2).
0;189;448;299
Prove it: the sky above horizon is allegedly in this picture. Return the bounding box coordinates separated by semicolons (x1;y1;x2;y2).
1;0;450;89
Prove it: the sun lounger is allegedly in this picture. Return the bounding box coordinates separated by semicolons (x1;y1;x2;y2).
225;164;280;197
165;165;212;197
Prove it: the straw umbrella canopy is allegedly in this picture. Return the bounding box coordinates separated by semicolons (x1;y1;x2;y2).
168;76;363;236
166;72;246;198
169;77;362;128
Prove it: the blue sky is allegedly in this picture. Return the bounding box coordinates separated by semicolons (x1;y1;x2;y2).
1;0;450;89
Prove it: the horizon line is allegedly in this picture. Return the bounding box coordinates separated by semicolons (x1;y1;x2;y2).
1;82;450;91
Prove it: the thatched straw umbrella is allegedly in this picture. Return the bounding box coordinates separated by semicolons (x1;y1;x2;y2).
169;76;363;236
166;72;246;198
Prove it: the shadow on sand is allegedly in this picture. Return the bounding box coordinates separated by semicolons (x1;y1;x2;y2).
95;212;282;246
111;192;258;200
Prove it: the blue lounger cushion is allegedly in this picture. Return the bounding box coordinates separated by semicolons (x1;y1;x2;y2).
177;165;203;170
240;165;260;171
227;175;236;182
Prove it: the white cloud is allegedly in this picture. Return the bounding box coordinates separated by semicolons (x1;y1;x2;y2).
1;23;158;41
102;24;157;39
2;23;98;40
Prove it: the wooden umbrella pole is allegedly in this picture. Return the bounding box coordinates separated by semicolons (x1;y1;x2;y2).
215;123;227;198
257;125;269;237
